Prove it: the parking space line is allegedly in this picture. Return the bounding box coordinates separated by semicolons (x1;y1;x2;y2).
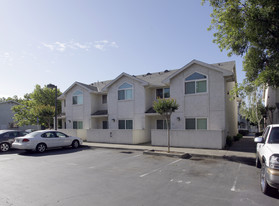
140;159;182;178
231;163;241;192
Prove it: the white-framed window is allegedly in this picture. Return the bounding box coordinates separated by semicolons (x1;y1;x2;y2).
185;118;207;130
73;121;83;129
185;72;207;94
118;83;133;100
156;119;170;130
118;120;133;129
156;88;170;99
72;90;83;105
102;95;107;104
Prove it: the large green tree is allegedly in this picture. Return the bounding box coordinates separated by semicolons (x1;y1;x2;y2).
203;0;279;87
12;85;61;128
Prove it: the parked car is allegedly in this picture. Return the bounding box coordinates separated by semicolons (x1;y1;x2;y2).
254;124;279;195
12;130;83;153
0;130;28;152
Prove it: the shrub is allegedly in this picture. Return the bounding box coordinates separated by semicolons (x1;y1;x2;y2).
226;136;233;147
233;133;243;141
238;129;249;136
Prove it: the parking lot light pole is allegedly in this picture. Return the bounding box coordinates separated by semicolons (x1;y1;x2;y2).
47;83;57;130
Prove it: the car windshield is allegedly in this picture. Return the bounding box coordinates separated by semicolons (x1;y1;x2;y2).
268;127;279;144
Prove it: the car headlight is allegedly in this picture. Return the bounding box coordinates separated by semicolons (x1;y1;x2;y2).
269;154;279;169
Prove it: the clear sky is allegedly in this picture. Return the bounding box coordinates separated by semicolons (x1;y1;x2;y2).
0;0;245;98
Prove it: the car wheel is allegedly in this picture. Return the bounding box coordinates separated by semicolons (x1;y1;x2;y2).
0;143;10;152
256;156;261;168
36;143;47;153
72;140;80;149
260;163;273;195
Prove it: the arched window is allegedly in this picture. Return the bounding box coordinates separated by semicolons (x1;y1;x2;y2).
72;90;83;105
118;83;133;100
185;72;207;94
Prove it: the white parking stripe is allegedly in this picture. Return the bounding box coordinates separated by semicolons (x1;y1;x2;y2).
140;159;182;178
231;163;241;192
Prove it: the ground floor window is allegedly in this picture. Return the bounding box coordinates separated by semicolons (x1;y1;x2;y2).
156;120;170;129
185;118;207;130
73;121;83;129
118;120;133;129
102;121;108;129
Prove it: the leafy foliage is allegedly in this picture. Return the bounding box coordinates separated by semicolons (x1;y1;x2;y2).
203;0;279;87
11;85;61;128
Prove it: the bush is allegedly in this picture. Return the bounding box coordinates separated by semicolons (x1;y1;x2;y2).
238;129;249;136
226;136;233;147
233;133;243;141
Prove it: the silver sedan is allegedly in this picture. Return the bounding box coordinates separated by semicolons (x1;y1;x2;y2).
12;130;83;153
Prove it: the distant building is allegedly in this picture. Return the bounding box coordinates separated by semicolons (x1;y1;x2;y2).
0;101;37;130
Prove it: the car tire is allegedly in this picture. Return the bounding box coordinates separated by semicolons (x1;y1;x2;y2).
72;140;80;149
260;163;274;195
0;142;10;152
36;143;47;153
256;156;261;168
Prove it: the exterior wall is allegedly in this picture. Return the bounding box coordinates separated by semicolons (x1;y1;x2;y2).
87;129;150;144
225;81;238;136
107;76;146;130
58;129;87;141
169;63;226;131
151;129;225;149
0;102;17;129
63;85;93;129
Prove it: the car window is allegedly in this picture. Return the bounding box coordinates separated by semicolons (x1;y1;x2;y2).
41;132;57;138
55;132;68;138
268;127;279;143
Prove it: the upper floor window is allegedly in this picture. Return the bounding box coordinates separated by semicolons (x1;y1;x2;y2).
185;72;207;94
102;95;107;104
118;83;133;100
72;90;83;105
156;88;170;99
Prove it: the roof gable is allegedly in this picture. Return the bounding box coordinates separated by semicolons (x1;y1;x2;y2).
162;59;235;84
101;72;149;92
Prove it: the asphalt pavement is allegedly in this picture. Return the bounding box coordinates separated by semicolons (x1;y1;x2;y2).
83;135;256;165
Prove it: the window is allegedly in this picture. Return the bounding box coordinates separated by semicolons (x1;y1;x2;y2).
72;90;83;105
156;120;170;129
185;118;207;130
102;121;108;129
118;83;133;100
156;88;170;99
185;72;207;94
73;121;83;129
102;95;107;104
118;120;133;129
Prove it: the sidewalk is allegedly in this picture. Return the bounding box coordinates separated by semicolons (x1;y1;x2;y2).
83;135;256;165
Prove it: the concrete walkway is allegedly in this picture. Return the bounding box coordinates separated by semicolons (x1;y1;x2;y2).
83;135;256;165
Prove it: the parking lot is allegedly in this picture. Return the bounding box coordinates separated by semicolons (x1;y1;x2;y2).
1;146;279;206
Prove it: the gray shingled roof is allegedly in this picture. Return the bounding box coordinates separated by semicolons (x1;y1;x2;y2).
79;60;235;92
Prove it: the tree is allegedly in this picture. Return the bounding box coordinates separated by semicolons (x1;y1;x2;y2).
238;81;265;131
202;0;279;87
12;85;61;128
153;98;179;153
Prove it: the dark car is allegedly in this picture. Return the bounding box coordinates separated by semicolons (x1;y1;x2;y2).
0;130;28;152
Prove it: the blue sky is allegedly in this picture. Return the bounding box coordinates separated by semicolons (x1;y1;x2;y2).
0;0;245;98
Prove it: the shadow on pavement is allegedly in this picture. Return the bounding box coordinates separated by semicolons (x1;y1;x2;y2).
16;145;92;157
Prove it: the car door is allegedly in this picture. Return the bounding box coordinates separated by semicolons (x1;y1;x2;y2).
41;132;60;148
55;132;71;147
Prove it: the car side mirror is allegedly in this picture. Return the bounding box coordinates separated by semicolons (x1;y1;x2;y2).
254;136;264;143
